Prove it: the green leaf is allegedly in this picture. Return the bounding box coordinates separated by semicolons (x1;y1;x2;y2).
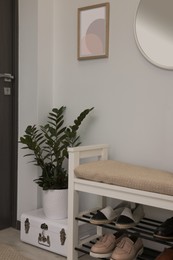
19;106;94;189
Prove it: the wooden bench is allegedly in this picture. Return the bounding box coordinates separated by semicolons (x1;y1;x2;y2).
67;144;173;260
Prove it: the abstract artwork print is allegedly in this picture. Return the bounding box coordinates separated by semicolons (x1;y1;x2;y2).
78;3;110;60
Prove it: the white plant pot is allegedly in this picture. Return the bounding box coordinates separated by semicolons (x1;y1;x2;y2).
42;189;68;220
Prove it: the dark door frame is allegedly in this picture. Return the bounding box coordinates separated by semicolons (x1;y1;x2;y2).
11;0;18;228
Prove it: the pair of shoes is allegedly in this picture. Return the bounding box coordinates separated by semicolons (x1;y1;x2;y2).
115;204;145;229
155;247;173;260
90;231;125;258
110;234;143;260
154;217;173;240
90;201;131;225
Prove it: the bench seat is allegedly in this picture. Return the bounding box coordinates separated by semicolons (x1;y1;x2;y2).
74;160;173;196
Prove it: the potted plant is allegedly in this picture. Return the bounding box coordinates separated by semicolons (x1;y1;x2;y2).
20;106;94;219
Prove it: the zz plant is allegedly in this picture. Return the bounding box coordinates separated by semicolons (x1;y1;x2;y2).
20;106;94;190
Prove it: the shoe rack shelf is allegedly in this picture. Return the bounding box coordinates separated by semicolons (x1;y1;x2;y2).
75;211;173;260
76;245;159;260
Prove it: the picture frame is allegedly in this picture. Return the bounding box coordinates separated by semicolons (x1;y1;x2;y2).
77;3;110;60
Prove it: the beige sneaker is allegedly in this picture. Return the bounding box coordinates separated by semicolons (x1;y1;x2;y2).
90;231;125;258
110;234;143;260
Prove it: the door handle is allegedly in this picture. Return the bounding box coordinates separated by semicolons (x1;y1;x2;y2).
0;73;14;82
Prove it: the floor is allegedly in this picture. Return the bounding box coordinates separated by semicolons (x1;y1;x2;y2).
0;228;93;260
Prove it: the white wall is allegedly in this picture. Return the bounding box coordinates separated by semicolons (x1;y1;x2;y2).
53;0;173;172
18;0;38;219
18;0;54;219
18;0;173;219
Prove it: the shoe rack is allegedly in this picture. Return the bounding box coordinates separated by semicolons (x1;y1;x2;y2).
75;211;173;260
67;144;173;260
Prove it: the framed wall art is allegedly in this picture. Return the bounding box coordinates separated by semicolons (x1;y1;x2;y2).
77;3;110;60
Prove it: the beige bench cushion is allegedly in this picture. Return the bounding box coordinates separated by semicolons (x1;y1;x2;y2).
74;160;173;196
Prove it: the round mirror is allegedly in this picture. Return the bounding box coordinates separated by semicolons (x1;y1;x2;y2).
134;0;173;70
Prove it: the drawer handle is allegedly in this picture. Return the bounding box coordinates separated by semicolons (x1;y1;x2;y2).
60;228;66;245
38;232;50;247
24;218;30;234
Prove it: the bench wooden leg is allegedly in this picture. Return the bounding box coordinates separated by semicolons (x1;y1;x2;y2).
68;189;79;260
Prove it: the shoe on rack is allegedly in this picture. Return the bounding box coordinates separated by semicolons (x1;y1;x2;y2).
155;247;173;260
110;234;143;260
154;217;173;240
90;201;130;225
90;231;125;258
115;204;144;229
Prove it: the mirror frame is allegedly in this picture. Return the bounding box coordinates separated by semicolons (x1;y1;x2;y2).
134;0;173;70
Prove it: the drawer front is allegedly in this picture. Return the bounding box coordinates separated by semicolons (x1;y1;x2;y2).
21;216;67;256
